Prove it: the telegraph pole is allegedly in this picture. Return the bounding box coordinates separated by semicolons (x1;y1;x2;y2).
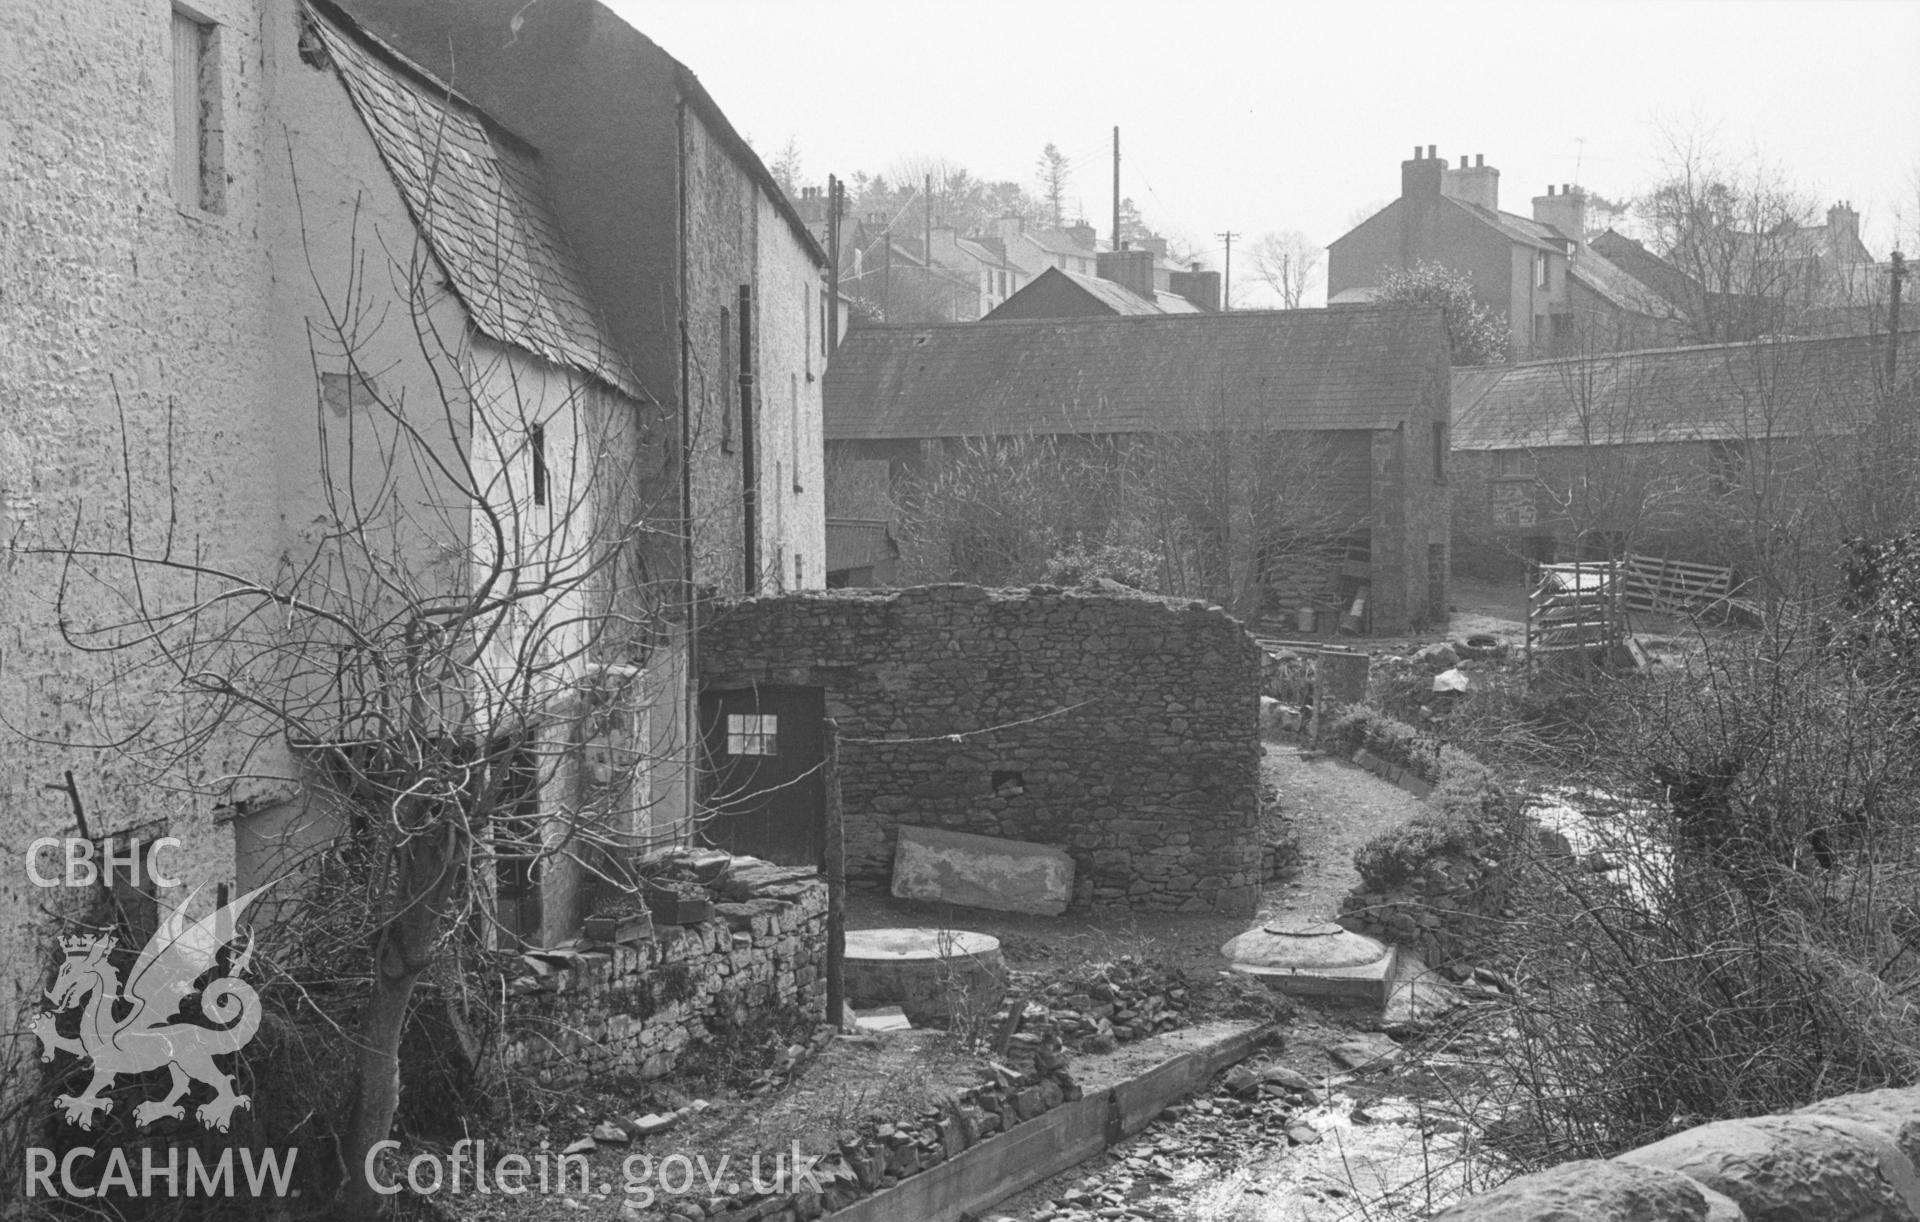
1111;126;1121;252
1217;230;1239;312
1889;251;1906;386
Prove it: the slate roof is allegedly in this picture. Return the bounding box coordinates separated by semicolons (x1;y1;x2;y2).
825;306;1448;441
1568;249;1672;318
955;236;1013;270
311;9;641;397
1059;269;1162;315
1589;230;1703;309
984;267;1197;319
1448;199;1557;252
1026;227;1099;258
1451;330;1915;451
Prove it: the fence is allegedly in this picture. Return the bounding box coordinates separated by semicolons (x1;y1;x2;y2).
1620;552;1738;616
1525;560;1626;663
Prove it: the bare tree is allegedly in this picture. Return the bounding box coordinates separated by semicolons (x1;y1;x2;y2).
1249;230;1321;310
1636;131;1848;343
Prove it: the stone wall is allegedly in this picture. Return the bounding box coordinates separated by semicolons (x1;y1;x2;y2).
1434;1085;1920;1220
501;858;826;1088
699;585;1264;915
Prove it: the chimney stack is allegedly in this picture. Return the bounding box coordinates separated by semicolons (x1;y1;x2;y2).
1533;183;1588;244
1169;266;1222;311
1443;152;1499;211
1097;247;1157;303
1402;144;1444;199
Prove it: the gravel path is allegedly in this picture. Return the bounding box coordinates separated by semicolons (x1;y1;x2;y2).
1257;742;1426;927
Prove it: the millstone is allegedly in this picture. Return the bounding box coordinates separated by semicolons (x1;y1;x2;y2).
1220;919;1395;1002
844;927;1006;1025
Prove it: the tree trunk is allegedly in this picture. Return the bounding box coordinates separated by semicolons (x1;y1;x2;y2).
339;829;457;1219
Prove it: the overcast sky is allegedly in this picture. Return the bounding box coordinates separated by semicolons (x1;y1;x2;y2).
608;0;1920;307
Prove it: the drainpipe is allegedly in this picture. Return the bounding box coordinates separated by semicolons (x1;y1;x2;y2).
738;284;758;594
677;99;698;841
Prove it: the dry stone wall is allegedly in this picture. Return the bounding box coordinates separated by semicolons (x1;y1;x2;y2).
501;858;826;1088
699;585;1264;915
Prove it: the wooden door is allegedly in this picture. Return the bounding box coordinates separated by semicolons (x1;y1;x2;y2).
698;686;826;867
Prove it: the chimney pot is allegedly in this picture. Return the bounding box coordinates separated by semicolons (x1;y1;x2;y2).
1427;144;1437;159
1563;183;1571;194
1548;185;1555;196
1476;154;1484;167
1412;145;1421;159
1459;156;1467;168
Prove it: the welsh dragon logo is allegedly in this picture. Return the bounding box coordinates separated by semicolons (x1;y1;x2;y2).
32;885;269;1132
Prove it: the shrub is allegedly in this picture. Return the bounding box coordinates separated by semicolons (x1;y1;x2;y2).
1322;706;1442;782
1352;754;1520;889
1488;627;1920;1164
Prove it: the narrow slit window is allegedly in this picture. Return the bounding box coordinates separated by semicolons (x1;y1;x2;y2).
804;286;813;380
791;373;803;493
531;423;547;507
171;9;223;211
725;713;778;757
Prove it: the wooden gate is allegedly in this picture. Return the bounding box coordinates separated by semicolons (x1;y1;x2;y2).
698;685;826;867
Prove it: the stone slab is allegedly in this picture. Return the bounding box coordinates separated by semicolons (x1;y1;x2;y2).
891;825;1074;916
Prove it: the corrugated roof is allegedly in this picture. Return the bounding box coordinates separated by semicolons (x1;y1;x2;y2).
312;9;641;398
825;306;1449;441
1452;330;1915;450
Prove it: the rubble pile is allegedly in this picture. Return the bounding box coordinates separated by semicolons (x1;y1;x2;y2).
1010;1056;1347;1222
1005;958;1191;1054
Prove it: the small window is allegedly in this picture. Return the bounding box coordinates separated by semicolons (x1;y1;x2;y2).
804;287;813;380
1432;421;1447;483
794;553;805;587
531;423;547;507
171;8;223;212
1491;449;1535;479
726;713;778;756
1535;251;1550;289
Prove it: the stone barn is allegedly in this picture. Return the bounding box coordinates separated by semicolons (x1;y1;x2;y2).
696;584;1265;916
